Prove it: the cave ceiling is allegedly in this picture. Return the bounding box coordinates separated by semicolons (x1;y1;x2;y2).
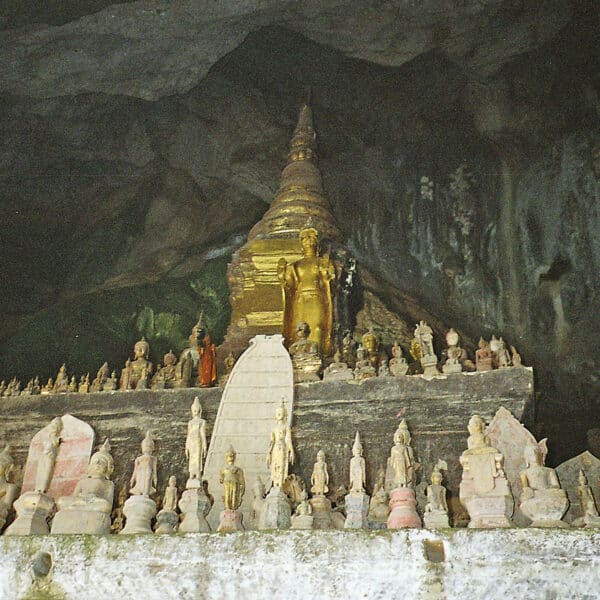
0;1;599;464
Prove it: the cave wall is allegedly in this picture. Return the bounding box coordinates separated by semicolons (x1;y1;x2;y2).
1;5;599;463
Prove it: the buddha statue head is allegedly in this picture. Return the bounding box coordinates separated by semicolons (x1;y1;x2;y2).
133;337;150;361
316;449;325;463
141;430;155;455
295;321;310;341
352;431;363;457
191;396;202;418
446;328;459;347
362;329;378;354
88;438;114;480
163;350;176;366
524;441;547;468
225;445;236;465
275;400;288;424
394;419;411;446
299;224;319;256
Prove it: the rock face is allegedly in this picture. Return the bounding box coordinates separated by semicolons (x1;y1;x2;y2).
0;5;598;465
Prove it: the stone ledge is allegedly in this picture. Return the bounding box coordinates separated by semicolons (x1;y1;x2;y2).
0;529;596;600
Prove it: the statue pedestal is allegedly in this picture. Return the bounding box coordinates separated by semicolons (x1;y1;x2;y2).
217;509;244;532
442;362;462;374
344;492;369;529
420;355;439;379
322;365;353;382
5;491;55;535
520;489;569;528
423;509;450;529
259;487;291;530
389;362;408;377
120;495;156;534
292;357;322;384
155;509;179;534
51;502;112;534
309;494;333;530
460;484;514;529
291;513;314;529
387;488;422;529
178;486;212;533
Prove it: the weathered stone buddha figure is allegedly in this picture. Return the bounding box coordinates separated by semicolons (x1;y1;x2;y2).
120;337;153;390
185;397;207;484
349;431;366;494
129;431;157;497
289;321;322;382
278;224;336;356
311;450;329;496
220;446;245;512
35;416;63;493
388;419;418;489
267;401;295;489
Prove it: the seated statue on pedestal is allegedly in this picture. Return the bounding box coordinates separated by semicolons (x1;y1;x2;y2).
53;364;69;394
475;338;493;371
575;469;600;527
353;345;376;381
278;224;336;357
389;342;408;377
289;322;322;382
519;440;569;527
119;337;153;391
90;362;109;392
424;460;450;528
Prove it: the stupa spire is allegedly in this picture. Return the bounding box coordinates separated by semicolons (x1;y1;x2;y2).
247;102;341;242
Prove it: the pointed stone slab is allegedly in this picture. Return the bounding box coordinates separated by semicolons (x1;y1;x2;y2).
486;406;536;527
20;414;95;501
556;451;600;524
204;335;293;530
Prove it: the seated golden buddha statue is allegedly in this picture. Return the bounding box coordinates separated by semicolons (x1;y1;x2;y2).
278;224;336;357
289;322;322;383
119;337;153;390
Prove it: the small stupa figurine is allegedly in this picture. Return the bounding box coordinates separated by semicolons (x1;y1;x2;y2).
386;419;422;528
442;328;463;374
260;401;294;530
0;445;19;531
309;449;334;529
217;446;245;532
51;439;115;534
90;362;109;392
120;431;158;535
497;338;512;368
423;460;450;528
574;469;600;527
155;476;179;534
322;348;353;382
120;337;153;390
459;415;513;528
178;400;211;533
475;337;493;371
353;344;376;381
288;321;322;383
6;417;63;535
367;468;389;529
362;329;380;371
291;488;314;530
389;342;408;377
412;321;438;378
53;364;69;393
248;477;266;530
519;439;569;528
345;432;370;529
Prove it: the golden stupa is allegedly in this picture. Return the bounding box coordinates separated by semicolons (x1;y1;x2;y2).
223;103;343;354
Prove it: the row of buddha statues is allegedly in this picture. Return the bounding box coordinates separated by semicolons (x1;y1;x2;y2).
0;319;237;398
292;319;523;383
0;399;597;536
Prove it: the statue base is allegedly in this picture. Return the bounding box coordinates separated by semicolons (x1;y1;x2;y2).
290;514;314;530
178;487;212;533
4;491;55;536
520;490;569;528
423;509;450;529
389;363;409;377
51;506;112;535
120;495;157;534
461;494;514;528
442;363;462;374
259;487;291;530
217;509;244;532
309;494;334;530
293;365;321;384
344;492;370;529
155;509;179;534
322;367;354;382
420;355;439;379
387;487;422;529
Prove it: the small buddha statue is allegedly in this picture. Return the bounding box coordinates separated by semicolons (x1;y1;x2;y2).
162;476;178;513
353;344;376;381
110;487;127;533
51;438;115;534
387;419;419;489
367;468;389;528
68;375;77;393
121;337;153;390
78;374;90;394
519;440;569;527
378;357;390;376
412;321;439;377
173;352;193;388
289;321;322;382
10;378;21;396
278;224;336;357
362;329;380;370
349;431;366;494
497;338;512;368
21;379;34;396
198;332;217;388
322;348;353;382
511;345;522;367
31;376;41;395
129;431;157;497
475;337;493;371
249;477;266;529
41;377;54;395
53;364;69;393
267;401;294;489
160;350;178;387
424;460;450;528
219;352;236;386
103;371;118;391
341;331;357;368
442;328;463;374
575;469;600;527
310;450;329;496
185;397;207;485
220;446;245;511
389;342;408;377
489;335;501;368
291;488;314;530
90;362;109;392
459;415;513;528
150;364;165;390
